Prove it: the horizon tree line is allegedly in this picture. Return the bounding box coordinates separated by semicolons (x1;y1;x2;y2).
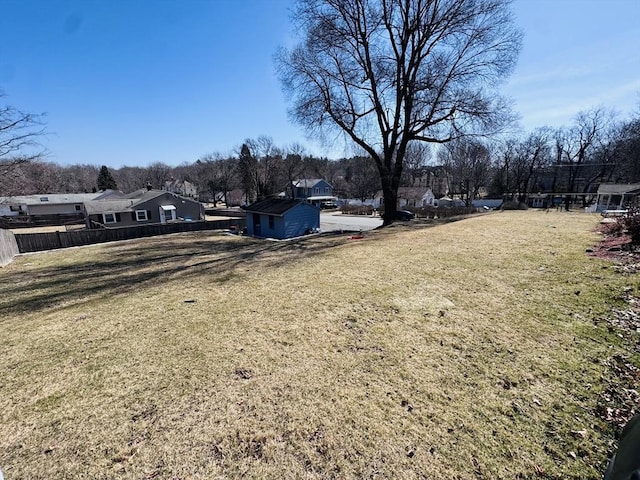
1;106;639;211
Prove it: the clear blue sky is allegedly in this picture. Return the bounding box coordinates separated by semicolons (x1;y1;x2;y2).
1;0;639;169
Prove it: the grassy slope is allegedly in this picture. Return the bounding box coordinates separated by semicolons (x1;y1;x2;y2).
0;210;636;479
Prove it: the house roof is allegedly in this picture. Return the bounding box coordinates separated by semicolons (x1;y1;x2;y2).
123;189;168;200
95;190;126;200
84;199;138;214
597;183;640;195
0;192;106;205
294;179;332;188
243;198;307;215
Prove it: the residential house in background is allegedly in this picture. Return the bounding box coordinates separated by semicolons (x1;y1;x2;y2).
525;194;553;209
243;198;319;239
293;179;336;207
397;187;436;207
0;191;117;227
85;190;204;228
163;179;197;198
226;189;245;207
411;166;451;198
0;192;111;217
592;183;640;213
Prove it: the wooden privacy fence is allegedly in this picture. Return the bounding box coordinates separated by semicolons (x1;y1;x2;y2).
15;219;246;253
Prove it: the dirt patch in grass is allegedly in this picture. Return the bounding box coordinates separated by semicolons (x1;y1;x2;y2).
588;222;640;268
1;211;638;479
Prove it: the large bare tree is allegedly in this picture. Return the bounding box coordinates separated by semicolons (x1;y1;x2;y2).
277;0;521;225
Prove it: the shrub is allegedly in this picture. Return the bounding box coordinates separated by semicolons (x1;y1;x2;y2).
502;200;528;210
620;207;640;245
340;204;374;216
598;220;625;236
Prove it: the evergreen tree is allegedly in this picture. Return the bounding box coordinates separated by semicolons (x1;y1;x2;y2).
237;144;258;203
97;165;117;190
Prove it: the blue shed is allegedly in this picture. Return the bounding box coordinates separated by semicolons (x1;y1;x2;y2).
244;198;320;239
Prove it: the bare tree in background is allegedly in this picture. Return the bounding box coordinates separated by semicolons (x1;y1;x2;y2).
146;162;173;190
612;116;640;182
113;166;149;193
0;92;46;188
282;142;307;199
0;161;59;195
197;153;237;205
512;127;553;200
345;155;380;201
402;142;432;186
277;0;521;225
489;138;518;197
254;136;282;197
62;164;100;193
556;107;612;209
440;138;491;205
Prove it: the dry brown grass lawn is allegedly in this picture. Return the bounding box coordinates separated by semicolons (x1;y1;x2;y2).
0;210;637;479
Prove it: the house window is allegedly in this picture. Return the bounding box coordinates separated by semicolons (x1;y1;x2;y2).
135;210;148;221
103;212;117;224
314;187;319;194
40;196;49;202
75;205;81;211
268;215;274;229
325;187;329;193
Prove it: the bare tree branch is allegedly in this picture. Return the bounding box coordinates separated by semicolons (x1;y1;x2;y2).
0;92;47;178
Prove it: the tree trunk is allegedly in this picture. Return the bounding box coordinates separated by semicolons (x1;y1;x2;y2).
381;172;399;226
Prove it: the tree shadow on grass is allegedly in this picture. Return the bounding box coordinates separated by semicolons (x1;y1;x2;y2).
0;231;352;317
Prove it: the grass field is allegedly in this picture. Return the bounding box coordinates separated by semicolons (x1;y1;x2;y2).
1;210;638;479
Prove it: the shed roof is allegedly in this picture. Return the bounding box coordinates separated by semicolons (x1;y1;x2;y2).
243;198;306;215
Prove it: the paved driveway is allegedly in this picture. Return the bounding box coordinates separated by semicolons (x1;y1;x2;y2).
320;212;382;232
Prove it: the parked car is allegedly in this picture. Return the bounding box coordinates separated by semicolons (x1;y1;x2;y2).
395;210;415;220
320;201;338;209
